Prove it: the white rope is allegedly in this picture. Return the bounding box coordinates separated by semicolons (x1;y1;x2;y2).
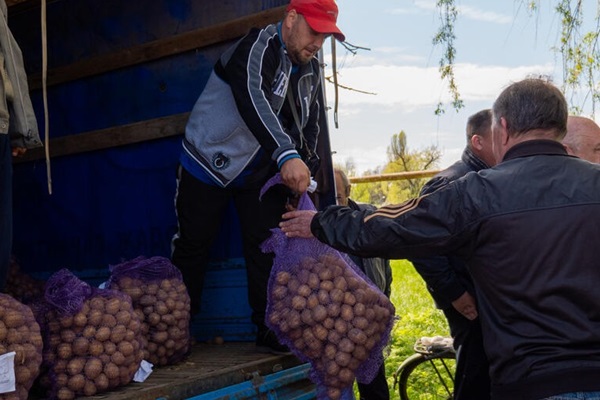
41;0;51;194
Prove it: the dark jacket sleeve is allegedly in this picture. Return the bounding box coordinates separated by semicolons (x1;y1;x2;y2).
408;175;470;309
310;182;475;262
343;200;393;296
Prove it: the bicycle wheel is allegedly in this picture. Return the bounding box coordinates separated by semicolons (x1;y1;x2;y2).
397;352;456;400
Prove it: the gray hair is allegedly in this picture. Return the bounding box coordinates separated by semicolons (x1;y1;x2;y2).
492;78;568;140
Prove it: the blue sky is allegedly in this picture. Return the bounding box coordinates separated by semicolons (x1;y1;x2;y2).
322;0;575;173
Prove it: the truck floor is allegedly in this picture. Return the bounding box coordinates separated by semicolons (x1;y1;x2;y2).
75;342;307;400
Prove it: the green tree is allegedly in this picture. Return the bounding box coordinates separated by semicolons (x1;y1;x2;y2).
382;131;442;204
348;131;441;206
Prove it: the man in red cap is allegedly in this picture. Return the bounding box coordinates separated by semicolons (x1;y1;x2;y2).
171;0;344;354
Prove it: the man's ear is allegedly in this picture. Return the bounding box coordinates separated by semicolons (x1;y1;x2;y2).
470;135;483;151
284;9;297;27
563;143;575;156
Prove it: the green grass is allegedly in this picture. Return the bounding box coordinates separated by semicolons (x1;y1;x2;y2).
354;259;452;399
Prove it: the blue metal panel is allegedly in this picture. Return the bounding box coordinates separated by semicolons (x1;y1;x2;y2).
10;0;288;273
188;363;316;400
192;258;254;342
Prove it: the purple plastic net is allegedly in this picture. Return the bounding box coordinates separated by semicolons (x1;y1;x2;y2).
260;175;396;400
44;268;93;316
106;255;183;284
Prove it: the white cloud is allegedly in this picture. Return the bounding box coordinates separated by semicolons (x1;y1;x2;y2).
412;0;436;12
326;62;556;111
410;1;513;24
459;5;513;24
325;61;558;174
332;47;424;69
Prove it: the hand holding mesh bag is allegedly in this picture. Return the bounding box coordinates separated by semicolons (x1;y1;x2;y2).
260;174;396;400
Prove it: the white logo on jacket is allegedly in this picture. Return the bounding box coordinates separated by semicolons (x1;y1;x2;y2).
273;71;289;97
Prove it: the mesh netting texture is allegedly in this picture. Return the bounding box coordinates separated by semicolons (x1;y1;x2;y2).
106;256;191;367
34;268;144;399
260;175;396;400
0;293;43;400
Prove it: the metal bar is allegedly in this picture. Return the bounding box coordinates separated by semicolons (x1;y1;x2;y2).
349;170;440;184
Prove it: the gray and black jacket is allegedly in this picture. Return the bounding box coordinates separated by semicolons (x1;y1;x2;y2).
182;23;321;187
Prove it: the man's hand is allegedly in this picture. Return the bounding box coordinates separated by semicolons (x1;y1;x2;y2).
280;158;311;194
451;291;478;320
280;210;317;238
11;147;26;157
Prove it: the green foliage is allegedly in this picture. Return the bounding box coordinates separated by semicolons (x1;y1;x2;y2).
435;0;600;115
433;0;464;115
384;132;441;203
553;0;600;114
344;132;441;207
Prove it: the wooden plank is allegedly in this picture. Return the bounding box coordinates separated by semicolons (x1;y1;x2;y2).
27;6;286;90
349;170;441;183
14;112;190;163
6;0;28;6
70;342;307;400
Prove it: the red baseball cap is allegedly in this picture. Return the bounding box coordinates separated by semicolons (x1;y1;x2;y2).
286;0;345;42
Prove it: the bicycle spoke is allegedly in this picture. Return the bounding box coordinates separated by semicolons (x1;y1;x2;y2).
398;354;456;400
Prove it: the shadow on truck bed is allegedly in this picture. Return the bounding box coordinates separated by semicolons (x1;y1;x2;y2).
74;342;314;400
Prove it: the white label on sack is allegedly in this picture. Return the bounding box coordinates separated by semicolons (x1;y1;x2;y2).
133;359;154;382
0;351;15;393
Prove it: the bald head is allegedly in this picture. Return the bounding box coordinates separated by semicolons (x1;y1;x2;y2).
563;116;600;163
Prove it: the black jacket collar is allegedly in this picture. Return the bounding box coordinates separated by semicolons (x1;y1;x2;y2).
461;146;490;171
503;139;567;162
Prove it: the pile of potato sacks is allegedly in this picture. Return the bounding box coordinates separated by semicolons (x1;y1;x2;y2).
267;253;395;400
33;269;145;400
0;294;43;400
0;255;194;400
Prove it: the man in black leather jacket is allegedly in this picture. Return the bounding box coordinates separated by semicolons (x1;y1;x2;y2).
334;168;391;400
410;109;495;400
280;78;600;400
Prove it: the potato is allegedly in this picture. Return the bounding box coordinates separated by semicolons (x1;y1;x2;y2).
83;380;97;396
72;337;89;356
4;310;25;329
94;326;111;342
67;374;85;392
84;358;103;380
56;387;75;400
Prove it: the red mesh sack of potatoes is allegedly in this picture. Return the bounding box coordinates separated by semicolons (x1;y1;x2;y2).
33;269;144;400
260;175;396;400
0;293;43;400
106;256;191;367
